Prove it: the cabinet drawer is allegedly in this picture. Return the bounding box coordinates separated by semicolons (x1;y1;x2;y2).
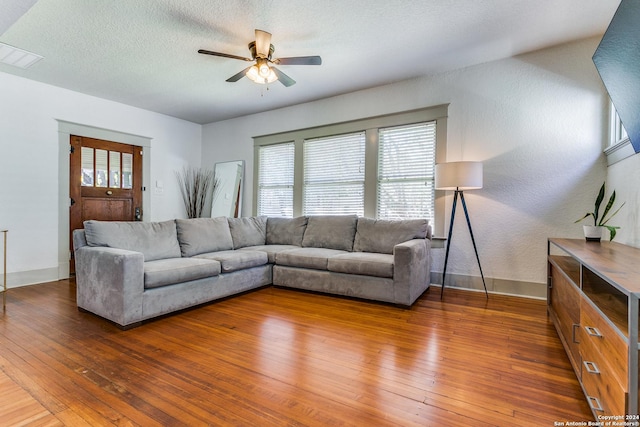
580;333;626;392
581;357;627;417
580;297;628;385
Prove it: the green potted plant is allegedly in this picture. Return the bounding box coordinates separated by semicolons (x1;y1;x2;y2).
575;182;625;241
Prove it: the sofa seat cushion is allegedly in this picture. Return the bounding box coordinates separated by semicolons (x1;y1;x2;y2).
238;245;301;263
144;258;221;289
275;247;347;271
327;252;394;278
194;250;268;273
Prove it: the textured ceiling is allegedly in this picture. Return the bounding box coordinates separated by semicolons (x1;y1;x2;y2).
0;0;620;124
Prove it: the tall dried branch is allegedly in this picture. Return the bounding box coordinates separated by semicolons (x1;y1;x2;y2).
175;166;218;218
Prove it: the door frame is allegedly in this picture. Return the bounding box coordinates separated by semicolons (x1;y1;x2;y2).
57;120;152;279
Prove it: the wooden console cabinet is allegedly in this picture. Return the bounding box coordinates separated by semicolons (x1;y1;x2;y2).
548;238;640;419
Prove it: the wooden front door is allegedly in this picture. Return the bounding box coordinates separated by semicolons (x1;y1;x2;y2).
69;135;143;271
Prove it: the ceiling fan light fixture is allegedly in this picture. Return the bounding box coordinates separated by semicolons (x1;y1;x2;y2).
246;64;277;84
198;28;320;87
258;59;270;77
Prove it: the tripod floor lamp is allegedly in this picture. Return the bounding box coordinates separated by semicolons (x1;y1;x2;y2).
435;161;488;299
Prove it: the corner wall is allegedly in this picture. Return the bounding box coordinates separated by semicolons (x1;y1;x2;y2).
0;72;202;287
607;153;640;247
202;37;609;298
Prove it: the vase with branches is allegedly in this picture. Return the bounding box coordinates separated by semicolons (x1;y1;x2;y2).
175;166;219;218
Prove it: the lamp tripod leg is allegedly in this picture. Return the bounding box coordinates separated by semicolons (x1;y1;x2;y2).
459;192;488;298
441;191;458;299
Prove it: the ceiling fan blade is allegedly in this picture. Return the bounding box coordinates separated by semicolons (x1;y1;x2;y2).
255;29;272;58
198;49;252;62
271;67;296;87
226;66;252;82
273;56;322;66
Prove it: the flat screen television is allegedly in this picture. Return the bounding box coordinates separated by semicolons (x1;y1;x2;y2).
593;0;640;153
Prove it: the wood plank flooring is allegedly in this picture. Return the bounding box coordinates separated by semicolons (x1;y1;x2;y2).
0;280;592;426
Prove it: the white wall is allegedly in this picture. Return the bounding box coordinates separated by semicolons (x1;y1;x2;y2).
0;72;202;287
0;36;611;295
607;153;640;247
202;37;609;297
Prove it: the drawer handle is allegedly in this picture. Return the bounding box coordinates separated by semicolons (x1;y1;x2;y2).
587;395;604;412
585;326;602;338
583;360;600;375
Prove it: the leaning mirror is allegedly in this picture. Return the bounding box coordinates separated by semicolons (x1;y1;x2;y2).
211;160;244;218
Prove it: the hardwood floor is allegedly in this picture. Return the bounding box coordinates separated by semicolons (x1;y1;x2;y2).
0;279;592;426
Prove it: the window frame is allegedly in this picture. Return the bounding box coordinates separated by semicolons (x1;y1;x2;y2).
605;100;635;165
253;104;449;237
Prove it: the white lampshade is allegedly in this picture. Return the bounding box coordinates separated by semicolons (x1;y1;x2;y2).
434;161;483;190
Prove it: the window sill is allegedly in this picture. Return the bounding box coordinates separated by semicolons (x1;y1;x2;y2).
431;236;446;249
605;137;635;166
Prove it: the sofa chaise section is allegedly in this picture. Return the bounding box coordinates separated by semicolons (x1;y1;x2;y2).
271;215;430;306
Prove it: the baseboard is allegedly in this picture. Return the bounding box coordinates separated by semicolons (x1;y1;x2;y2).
4;268;546;299
430;271;546;300
3;267;60;289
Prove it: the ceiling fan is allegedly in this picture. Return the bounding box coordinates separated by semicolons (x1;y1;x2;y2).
198;29;321;87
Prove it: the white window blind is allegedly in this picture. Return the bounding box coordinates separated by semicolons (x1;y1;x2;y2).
257;142;295;217
377;122;436;222
303;132;365;215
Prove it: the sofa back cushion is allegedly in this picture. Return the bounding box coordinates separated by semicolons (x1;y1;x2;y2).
228;216;267;249
353;218;429;254
175;217;234;257
84;220;182;261
266;216;308;246
302;215;358;251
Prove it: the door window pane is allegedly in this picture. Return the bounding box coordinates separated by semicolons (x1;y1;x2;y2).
95;149;108;188
122;153;133;189
81;147;94;187
109;151;120;188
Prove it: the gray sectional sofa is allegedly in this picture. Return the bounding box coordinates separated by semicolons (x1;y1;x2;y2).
73;215;431;328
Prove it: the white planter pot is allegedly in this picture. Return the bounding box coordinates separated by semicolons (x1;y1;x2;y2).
583;225;603;242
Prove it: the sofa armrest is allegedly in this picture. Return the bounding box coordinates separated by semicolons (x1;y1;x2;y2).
74;246;145;327
393;238;431;306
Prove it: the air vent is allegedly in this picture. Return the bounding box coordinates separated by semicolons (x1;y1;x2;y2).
0;42;42;69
